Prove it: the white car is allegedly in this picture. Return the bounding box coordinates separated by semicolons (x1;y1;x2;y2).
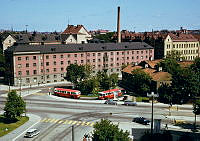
24;129;40;138
124;100;137;106
104;99;118;105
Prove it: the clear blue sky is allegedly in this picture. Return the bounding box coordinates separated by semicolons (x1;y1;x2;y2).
1;0;200;32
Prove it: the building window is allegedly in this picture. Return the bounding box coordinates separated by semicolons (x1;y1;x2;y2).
68;54;70;58
26;63;29;67
87;53;90;57
98;59;101;62
93;53;95;56
60;54;63;58
117;52;119;55
74;60;78;64
146;50;148;54
81;60;84;63
111;52;113;55
132;57;134;60
18;57;21;61
117;58;119;61
26;56;29;60
33;70;37;74
41;69;43;73
117;63;119;66
87;59;90;63
98;65;101;68
111;64;113;67
18;64;22;68
137;51;139;54
46;69;49;73
74;54;77;57
53;61;56;65
53;55;56;58
26;78;30;83
26;70;29;75
61;61;63;65
93;59;95;62
46;62;49;66
33;56;36;60
68;61;71;64
53;68;57;72
61;74;64;77
127;51;129;55
132;51;134;54
141;51;143;54
127;57;129;60
136;56;139;59
46;55;49;59
18;71;22;75
47;75;50;79
81;54;84;57
54;75;57;78
141;56;143;59
61;67;64;71
33;63;36;67
122;52;124;55
111;58;113;61
98;53;101;56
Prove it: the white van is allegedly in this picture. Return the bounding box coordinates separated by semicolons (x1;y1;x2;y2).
24;129;40;138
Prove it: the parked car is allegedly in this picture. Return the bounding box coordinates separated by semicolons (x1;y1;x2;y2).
132;117;150;125
124;100;137;106
104;99;118;105
24;129;40;138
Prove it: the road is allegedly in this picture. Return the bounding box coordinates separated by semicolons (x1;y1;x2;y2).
0;86;196;141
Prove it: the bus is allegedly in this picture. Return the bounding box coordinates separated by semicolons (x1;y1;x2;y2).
98;89;123;100
54;88;81;99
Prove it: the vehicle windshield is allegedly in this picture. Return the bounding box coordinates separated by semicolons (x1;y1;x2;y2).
99;93;105;97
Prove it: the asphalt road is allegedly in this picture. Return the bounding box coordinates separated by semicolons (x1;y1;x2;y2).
0;86;197;141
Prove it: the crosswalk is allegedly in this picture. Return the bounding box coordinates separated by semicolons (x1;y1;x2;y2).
40;118;95;127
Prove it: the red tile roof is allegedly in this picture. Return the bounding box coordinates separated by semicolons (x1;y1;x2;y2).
142;59;162;68
178;61;193;68
168;33;198;42
62;25;88;35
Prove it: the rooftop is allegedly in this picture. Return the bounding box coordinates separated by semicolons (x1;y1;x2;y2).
5;42;154;54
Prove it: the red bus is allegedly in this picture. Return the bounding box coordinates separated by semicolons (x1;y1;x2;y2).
98;89;123;100
54;88;81;99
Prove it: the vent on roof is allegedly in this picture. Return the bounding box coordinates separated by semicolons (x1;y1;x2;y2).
51;48;56;52
125;45;128;48
102;46;107;50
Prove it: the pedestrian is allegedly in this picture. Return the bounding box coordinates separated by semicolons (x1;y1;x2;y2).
165;123;168;129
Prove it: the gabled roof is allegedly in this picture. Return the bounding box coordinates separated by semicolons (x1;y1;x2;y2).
140;59;162;69
122;64;171;82
178;61;193;68
168;33;198;42
62;25;90;35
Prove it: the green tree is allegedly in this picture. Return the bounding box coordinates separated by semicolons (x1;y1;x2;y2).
65;64;92;86
130;69;152;96
92;119;130;141
158;57;181;75
4;90;26;121
95;32;115;43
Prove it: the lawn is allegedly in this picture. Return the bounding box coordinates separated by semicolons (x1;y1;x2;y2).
0;115;29;137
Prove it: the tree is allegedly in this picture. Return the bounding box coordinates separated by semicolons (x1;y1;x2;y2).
158;57;181;75
92;119;130;141
65;64;92;87
4;90;26;121
95;32;115;43
130;69;152;96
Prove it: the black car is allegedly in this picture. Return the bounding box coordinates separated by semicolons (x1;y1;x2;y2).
132;117;150;125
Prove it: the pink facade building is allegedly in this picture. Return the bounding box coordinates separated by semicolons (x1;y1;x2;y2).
5;42;154;86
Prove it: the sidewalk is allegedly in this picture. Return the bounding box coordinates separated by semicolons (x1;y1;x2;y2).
0;114;41;141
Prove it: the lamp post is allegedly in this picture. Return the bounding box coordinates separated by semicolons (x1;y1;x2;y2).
147;92;159;137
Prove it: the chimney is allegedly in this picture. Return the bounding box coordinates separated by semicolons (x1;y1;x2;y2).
117;6;121;43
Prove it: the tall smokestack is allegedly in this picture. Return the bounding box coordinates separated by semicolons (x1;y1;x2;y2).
117;6;121;43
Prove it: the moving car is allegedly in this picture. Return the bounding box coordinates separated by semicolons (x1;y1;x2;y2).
24;129;40;138
104;99;118;105
124;100;137;106
132;117;150;125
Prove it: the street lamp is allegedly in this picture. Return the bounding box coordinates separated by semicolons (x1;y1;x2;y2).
147;92;159;136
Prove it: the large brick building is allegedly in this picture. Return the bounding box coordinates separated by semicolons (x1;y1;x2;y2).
4;42;154;86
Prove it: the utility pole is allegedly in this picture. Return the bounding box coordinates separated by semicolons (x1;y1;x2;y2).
147;92;159;137
72;125;74;141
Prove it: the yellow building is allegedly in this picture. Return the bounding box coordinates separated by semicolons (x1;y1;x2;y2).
164;33;199;60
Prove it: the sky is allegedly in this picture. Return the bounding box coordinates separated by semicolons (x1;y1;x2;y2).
1;0;200;32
